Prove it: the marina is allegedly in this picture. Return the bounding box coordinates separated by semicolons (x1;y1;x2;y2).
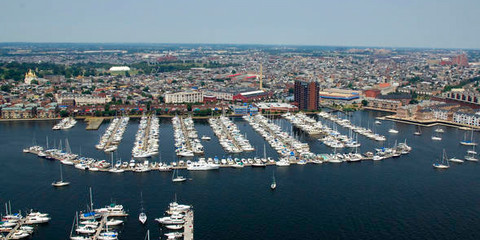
173;116;204;157
95;117;129;153
208;116;254;153
0;202;50;240
3;110;480;239
52;117;77;130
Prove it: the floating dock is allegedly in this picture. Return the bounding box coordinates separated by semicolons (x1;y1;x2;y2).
183;209;194;240
85;117;104;130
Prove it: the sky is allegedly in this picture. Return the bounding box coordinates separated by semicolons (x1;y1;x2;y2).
0;0;478;49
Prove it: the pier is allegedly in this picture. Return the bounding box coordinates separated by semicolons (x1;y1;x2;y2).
92;215;108;240
4;219;24;240
183;209;194;240
85;117;104;130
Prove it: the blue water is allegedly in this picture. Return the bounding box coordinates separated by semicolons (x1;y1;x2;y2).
1;110;480;240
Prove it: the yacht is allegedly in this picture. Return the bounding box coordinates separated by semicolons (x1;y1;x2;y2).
172;169;187;182
460;129;477;146
201;135;211;141
270;172;276;190
449;157;464;163
139;192;147;224
52;165;70;187
435;127;444;133
433;150;450;169
388;128;399;134
431;135;442;141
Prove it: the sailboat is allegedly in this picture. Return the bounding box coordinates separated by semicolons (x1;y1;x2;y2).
144;230;150;240
172;168;187;182
433;149;450;169
270;172;276;190
465;145;479;162
52;164;70;187
388;124;398;134
139;192;147;224
460;128;477;146
414;126;422;136
431;132;442;141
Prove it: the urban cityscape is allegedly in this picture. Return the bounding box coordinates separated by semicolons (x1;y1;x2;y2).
1;0;480;240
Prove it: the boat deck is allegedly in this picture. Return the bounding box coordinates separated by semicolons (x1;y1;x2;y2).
4;219;25;240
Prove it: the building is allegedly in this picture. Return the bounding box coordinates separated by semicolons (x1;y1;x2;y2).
453;112;480;127
233;90;271;102
56;94;109;106
255;102;298;113
109;66;131;72
294;80;319;111
444;89;480;107
319;88;360;101
363;89;381;98
203;91;234;101
366;98;402;112
377;94;412;105
24;69;38;85
165;91;203;104
231;105;259;115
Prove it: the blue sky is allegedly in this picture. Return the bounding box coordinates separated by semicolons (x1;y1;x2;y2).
0;0;478;48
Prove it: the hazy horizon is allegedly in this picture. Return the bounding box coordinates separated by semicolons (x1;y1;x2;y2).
1;0;479;49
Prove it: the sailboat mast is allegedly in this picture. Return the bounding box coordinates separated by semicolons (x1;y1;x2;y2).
89;187;93;211
60;165;63;182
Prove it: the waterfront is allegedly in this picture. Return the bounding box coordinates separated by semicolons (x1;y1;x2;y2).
2;110;480;239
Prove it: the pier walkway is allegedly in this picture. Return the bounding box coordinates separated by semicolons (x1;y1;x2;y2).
85;117;104;130
4;219;25;240
183;209;194;240
92;215;108;240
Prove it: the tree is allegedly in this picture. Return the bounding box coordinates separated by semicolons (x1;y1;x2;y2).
59;110;69;117
187;103;192;111
361;99;369;106
30;80;39;85
125;71;130;77
44;93;54;98
1;84;11;93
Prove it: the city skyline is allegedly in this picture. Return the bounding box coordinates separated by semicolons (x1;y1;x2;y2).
0;0;479;49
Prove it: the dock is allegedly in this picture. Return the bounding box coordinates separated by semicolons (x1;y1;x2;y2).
85;117;104;130
183;209;194;240
92;215;108;240
4;219;24;240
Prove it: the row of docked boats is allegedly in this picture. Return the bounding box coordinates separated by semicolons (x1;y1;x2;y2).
1;202;50;239
318;112;386;141
155;200;193;239
52;117;77;130
172;116;204;157
434;146;479;169
70;188;127;240
244;114;310;157
132;115;159;158
95;117;129;153
208;116;254;153
283;112;362;149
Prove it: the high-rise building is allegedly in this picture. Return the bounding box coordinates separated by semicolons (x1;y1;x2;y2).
294;80;319;111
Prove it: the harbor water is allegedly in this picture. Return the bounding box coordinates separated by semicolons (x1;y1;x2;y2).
1;110;480;239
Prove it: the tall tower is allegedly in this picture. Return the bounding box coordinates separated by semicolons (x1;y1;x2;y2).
259;64;263;90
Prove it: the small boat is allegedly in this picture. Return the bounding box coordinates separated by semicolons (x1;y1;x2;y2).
270;172;276;190
165;224;184;230
414;126;422;136
460;129;477;146
172;169;187;182
431;135;442;141
465;146;479;162
201;135;211;141
139;192;147;224
435;127;444;133
433;149;450;169
375;120;381;125
449;157;464;163
52;165;70;187
388;128;398;134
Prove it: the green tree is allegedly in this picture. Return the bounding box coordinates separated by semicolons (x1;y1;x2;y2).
59;110;69;117
361;99;369;106
125;71;130;77
1;84;11;92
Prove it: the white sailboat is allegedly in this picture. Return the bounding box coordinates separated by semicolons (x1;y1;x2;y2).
172;168;187;182
414;126;422;136
433;149;450;169
388;124;399;134
52;164;70;187
465;145;479;162
139;192;147;224
460;128;477;146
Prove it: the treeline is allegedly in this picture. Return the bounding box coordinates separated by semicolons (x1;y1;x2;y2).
0;61;238;81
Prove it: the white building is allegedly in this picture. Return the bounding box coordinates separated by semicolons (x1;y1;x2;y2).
165;91;203;104
109;66;131;72
453;112;480;127
432;109;448;120
203;91;234;101
56;94;109;106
